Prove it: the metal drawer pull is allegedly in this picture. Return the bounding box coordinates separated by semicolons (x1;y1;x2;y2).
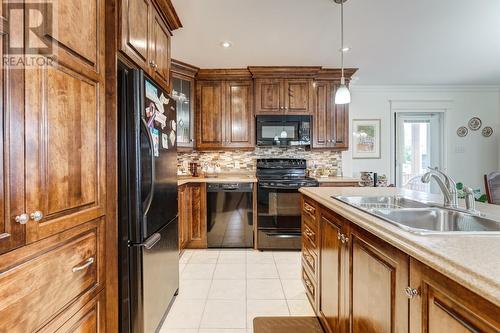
404;286;419;299
72;257;95;273
304;229;314;237
304;205;314;213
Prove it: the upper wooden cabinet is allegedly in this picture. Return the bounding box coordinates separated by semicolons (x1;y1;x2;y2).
254;78;314;115
119;0;181;91
225;80;255;148
196;70;255;150
172;60;198;149
196;80;225;149
313;81;350;150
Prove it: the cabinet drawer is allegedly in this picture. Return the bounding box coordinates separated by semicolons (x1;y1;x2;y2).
302;241;318;281
0;228;99;333
302;222;318;250
302;267;317;311
302;199;317;222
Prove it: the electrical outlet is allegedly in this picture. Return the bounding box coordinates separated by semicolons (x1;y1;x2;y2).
234;161;240;169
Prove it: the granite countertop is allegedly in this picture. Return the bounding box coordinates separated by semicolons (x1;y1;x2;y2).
299;186;500;307
178;174;257;185
312;176;361;183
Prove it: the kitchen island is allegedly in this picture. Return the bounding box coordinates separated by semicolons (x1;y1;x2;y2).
299;186;500;333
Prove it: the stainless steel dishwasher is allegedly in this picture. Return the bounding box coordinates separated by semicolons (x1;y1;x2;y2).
207;183;254;248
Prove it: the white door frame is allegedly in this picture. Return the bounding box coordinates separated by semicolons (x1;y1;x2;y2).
389;100;452;186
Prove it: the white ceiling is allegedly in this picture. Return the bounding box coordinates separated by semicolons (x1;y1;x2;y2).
170;0;500;85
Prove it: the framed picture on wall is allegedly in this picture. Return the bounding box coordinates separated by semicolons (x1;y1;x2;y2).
352;119;381;159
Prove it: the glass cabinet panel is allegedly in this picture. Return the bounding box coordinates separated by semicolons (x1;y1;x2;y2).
172;76;193;146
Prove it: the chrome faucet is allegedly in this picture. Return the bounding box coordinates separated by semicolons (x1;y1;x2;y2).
421;167;458;208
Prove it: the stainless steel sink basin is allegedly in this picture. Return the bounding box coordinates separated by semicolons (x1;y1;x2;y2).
371;208;500;234
333;195;500;235
335;195;430;209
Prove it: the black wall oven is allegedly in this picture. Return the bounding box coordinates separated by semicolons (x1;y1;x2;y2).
256;159;318;250
256;115;311;147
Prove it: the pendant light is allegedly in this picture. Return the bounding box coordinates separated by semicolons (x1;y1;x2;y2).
335;0;351;105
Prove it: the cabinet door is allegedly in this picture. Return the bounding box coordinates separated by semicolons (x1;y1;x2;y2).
332;88;349;149
254;79;283;114
120;0;151;71
319;210;345;333
173;74;195;148
350;227;409;333
225;81;254;148
187;184;206;248
0;3;25;254
284;79;313;114
178;185;189;250
196;81;224;149
150;8;172;91
313;81;333;148
24;0;106;242
409;259;500;333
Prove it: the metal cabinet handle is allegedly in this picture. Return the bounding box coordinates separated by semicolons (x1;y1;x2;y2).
72;257;95;273
304;228;314;237
404;286;419;299
30;210;44;222
304;205;314;213
337;232;342;240
15;213;29;225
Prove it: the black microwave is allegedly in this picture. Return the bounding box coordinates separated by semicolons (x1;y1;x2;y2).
256;115;311;147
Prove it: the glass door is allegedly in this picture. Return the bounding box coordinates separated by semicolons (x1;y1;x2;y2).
172;76;193;147
395;113;443;193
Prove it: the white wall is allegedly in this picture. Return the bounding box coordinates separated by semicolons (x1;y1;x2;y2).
342;86;500;191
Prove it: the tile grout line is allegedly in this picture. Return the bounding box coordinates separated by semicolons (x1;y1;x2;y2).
197;250;220;331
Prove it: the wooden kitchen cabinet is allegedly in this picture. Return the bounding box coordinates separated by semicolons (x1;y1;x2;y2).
178;184;189;250
150;9;172;89
196;81;225;149
313;81;349;150
120;0;179;91
350;226;409;333
225;80;255;148
24;0;107;243
318;208;350;333
178;183;207;249
254;78;282;114
172;60;198;150
254;78;313;115
302;194;500;333
409;258;500;333
0;1;25;255
196;78;254;150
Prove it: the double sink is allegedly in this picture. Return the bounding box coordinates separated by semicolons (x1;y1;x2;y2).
334;195;500;235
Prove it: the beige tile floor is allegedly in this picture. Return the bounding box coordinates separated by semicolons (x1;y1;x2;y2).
161;249;314;333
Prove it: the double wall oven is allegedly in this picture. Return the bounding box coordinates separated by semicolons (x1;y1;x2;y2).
257;159;319;250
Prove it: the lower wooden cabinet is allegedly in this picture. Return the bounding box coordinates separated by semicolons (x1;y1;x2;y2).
318;209;347;333
350;226;409;333
409;258;500;333
178;183;207;249
301;194;500;333
0;219;105;333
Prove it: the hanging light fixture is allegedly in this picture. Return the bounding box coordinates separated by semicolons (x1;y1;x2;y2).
334;0;351;105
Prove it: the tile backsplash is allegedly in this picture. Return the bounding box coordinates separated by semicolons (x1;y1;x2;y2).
178;147;342;174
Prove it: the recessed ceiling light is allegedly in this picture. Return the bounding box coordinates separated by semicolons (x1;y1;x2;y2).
221;41;232;48
339;46;351;52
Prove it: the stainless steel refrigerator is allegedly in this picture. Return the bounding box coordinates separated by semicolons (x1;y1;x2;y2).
118;63;179;333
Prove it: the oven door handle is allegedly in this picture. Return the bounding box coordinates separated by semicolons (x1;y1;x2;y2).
265;232;301;239
259;184;300;190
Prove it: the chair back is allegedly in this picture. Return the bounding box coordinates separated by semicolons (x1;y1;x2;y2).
484;172;500;205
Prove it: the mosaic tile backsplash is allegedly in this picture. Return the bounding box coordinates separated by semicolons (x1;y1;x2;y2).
178;147;342;174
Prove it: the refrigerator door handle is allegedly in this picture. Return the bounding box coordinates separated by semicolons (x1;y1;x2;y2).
141;118;156;217
132;232;161;250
